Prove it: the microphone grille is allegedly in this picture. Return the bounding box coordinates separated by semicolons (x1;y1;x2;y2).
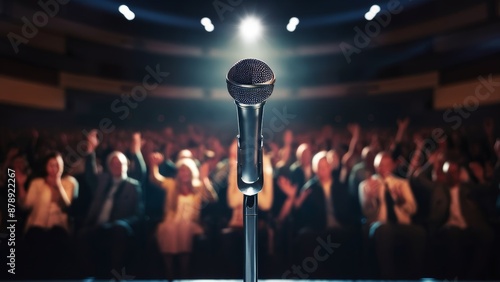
226;58;275;104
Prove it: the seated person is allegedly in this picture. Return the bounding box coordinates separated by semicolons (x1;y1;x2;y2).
359;152;425;279
413;157;495;280
290;151;358;278
77;130;144;278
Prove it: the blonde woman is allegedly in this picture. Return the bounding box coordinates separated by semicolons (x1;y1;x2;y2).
149;152;217;279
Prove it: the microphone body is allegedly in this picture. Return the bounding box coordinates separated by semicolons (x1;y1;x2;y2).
226;58;275;282
236;102;265;195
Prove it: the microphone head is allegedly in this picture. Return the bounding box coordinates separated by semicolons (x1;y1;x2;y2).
226;58;275;105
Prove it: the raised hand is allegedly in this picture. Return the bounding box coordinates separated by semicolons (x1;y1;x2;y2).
347;123;360;137
397;117;410;131
277;176;298;198
131;132;143;153
413;133;425;149
86;129;100;153
148;152;164;166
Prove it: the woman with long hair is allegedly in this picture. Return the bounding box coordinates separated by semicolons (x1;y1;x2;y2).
149;152;217;279
18;151;78;278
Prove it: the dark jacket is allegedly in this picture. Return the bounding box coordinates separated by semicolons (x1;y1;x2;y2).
84;175;143;229
412;169;493;234
84;153;144;231
294;176;355;233
289;162;307;195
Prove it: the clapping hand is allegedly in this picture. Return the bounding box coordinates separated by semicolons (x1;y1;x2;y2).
365;178;380;198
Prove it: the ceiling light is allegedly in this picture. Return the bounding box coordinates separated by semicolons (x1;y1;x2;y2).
118;5;135;21
239;17;262;41
365;5;380;21
205;23;214;32
201;17;211;26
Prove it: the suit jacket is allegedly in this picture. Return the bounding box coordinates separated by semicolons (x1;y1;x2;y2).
295;176;354;233
84;174;143;230
84;153;144;231
412;169;493;234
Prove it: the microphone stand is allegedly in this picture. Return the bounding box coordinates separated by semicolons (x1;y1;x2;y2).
244;194;258;282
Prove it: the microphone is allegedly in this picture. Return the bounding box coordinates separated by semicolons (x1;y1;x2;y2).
226;58;275;282
226;58;276;196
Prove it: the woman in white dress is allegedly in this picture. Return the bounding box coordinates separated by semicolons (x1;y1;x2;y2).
18;151;79;278
149;152;217;278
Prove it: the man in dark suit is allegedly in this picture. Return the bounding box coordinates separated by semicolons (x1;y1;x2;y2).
291;151;358;278
78;130;145;278
414;158;495;279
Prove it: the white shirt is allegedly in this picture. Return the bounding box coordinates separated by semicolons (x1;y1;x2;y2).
97;177;124;224
321;180;341;229
22;176;78;232
445;186;467;229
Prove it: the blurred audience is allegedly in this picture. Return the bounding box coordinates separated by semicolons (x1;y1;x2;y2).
0;117;499;280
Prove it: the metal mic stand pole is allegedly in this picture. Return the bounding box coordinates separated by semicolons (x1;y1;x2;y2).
244;194;258;282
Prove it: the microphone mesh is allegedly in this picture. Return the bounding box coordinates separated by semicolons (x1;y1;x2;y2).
226;58;275;104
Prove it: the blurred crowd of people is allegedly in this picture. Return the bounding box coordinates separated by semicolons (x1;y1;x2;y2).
0;118;499;280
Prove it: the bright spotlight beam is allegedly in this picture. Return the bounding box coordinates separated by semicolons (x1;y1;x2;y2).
118;4;135;21
239;17;262;41
201;17;211;26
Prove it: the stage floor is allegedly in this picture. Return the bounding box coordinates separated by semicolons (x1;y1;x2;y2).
12;278;499;282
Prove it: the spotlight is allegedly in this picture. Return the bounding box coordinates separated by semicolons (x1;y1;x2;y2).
124;11;135;20
286;23;296;32
239;17;262;41
289;17;299;26
118;5;135;21
287;17;299;32
364;5;380;21
201;17;214;32
118;5;128;14
201;17;211;26
205;23;214;32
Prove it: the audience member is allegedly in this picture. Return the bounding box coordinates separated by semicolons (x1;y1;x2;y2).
149;152;217;279
359;152;425;279
77;130;144;278
18;151;78;278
